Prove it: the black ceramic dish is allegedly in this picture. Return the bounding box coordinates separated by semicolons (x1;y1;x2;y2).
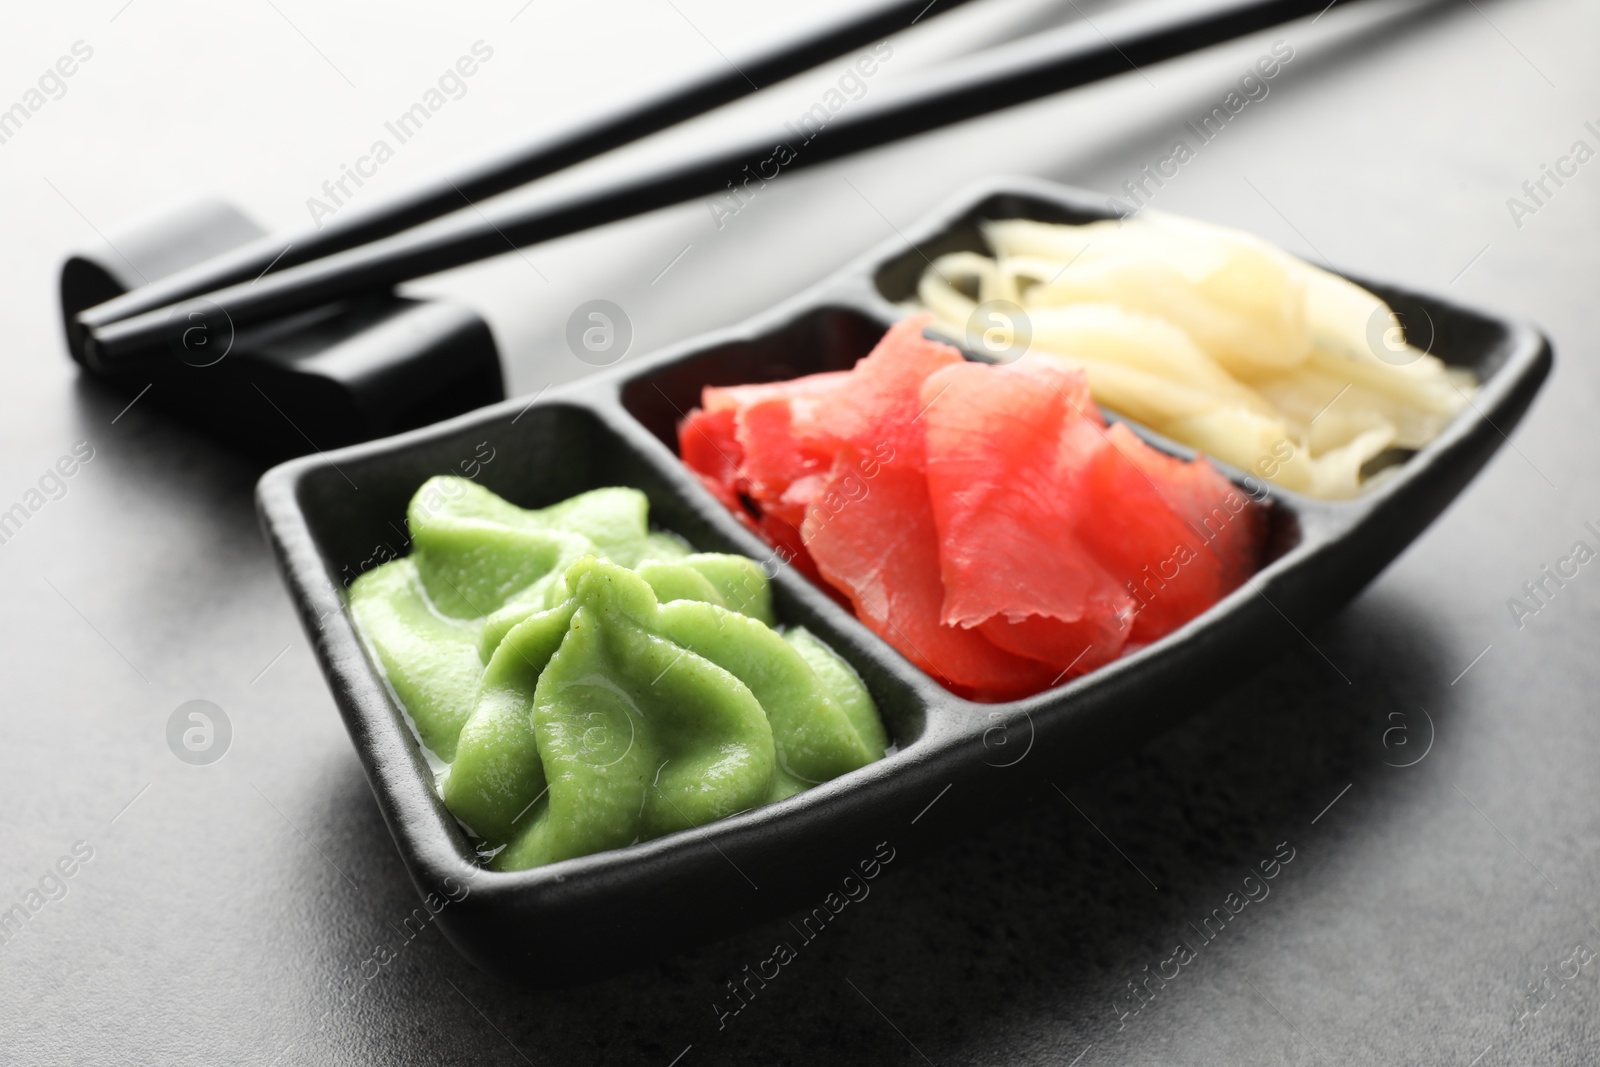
256;176;1551;984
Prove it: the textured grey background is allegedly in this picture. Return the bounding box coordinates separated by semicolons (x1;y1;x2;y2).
0;0;1594;1062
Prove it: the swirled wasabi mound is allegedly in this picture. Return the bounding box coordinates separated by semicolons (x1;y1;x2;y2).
348;477;887;870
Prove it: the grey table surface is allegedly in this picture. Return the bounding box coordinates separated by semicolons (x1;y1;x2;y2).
1;0;1595;1063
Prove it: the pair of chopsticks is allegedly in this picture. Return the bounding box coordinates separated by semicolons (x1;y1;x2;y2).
75;0;1356;369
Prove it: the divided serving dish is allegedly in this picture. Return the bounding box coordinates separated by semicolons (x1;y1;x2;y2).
256;176;1552;983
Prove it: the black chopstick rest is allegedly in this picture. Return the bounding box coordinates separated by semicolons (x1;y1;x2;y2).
65;196;501;461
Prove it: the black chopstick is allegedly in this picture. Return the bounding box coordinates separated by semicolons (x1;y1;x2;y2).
81;0;1368;369
72;0;978;349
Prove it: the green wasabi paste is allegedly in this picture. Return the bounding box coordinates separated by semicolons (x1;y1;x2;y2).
349;477;887;870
